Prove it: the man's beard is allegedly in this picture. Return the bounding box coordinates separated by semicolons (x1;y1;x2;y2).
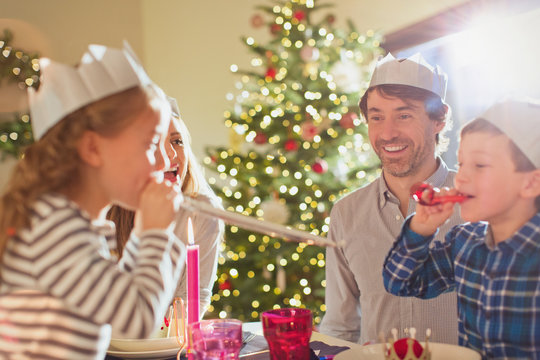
374;138;431;178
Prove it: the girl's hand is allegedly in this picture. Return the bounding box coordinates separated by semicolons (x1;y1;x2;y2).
410;187;457;236
137;179;182;232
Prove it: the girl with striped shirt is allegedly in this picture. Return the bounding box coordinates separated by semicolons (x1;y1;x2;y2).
0;44;185;359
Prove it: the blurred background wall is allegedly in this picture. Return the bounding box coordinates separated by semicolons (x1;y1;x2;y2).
0;0;469;189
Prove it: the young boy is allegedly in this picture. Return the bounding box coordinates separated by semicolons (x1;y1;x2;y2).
383;98;540;359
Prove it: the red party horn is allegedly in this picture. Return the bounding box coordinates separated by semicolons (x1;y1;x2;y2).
410;182;469;206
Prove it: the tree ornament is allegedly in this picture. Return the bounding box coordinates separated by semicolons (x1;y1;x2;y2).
254;132;267;144
326;14;336;24
319;116;332;131
259;198;290;225
300;46;320;62
219;279;233;291
302;62;319;78
270;23;281;35
300;121;319;141
284;139;299;152
293;10;306;21
251;14;264;28
339;112;359;129
312;159;328;174
265;67;277;80
330;58;364;93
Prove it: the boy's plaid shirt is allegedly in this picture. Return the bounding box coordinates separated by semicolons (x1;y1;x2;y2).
383;213;540;360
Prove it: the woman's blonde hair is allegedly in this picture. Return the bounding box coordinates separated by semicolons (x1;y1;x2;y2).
0;85;165;260
108;113;221;254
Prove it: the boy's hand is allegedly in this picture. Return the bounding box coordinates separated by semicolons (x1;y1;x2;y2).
137;179;182;232
410;187;457;236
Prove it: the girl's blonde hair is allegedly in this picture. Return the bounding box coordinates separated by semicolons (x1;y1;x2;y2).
108;114;222;254
0;85;165;260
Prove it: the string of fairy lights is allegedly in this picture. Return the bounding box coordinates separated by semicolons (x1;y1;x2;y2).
0;29;40;158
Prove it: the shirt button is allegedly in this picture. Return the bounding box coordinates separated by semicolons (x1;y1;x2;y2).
395;215;401;220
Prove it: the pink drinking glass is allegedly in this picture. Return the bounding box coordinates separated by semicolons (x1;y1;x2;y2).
187;319;243;360
261;308;313;360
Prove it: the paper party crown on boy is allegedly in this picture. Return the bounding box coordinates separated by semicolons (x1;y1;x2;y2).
369;53;448;101
477;97;540;168
28;42;152;140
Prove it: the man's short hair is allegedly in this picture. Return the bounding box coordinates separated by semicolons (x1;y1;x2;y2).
359;84;452;155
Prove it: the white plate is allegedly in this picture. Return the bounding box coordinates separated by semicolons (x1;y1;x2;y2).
109;337;180;352
107;347;179;359
335;342;481;360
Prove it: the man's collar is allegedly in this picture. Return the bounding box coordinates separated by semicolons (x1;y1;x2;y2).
378;157;450;208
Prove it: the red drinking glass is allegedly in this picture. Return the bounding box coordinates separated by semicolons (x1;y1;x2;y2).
261;308;312;360
410;182;469;206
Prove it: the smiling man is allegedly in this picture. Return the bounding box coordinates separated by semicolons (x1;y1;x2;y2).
320;54;461;344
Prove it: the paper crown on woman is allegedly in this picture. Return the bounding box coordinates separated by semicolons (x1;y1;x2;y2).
28;41;152;140
368;53;448;101
476;97;540;168
167;96;181;118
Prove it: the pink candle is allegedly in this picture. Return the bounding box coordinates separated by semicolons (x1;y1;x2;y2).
186;218;200;325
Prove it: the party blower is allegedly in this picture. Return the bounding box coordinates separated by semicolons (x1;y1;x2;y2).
179;197;338;247
410;183;469;206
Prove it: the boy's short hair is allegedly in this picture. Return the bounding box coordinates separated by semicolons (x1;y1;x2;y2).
473;98;540;168
461;119;535;171
461;117;540;210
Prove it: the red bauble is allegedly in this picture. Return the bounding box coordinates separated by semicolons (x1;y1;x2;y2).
254;132;267;144
284;139;299;151
326;14;335;24
265;67;277;79
293;10;305;21
340;112;359;129
270;23;281;35
219;279;232;291
392;338;423;359
251;14;264;28
300;121;319;141
312;159;328;174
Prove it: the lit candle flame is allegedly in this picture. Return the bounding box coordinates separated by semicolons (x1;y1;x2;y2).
187;217;194;245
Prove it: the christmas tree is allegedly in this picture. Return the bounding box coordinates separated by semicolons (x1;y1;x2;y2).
203;0;383;324
0;29;39;159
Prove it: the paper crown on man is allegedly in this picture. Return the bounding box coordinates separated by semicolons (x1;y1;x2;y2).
28;42;153;140
368;53;448;101
474;97;540;169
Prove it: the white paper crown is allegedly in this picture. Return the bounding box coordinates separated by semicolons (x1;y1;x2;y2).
167;96;181;118
28;41;152;139
477;97;540;168
369;53;448;100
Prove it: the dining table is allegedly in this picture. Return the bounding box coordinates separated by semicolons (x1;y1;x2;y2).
105;321;362;360
106;322;482;360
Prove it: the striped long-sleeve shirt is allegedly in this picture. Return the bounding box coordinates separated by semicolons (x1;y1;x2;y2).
0;193;186;359
383;213;540;359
